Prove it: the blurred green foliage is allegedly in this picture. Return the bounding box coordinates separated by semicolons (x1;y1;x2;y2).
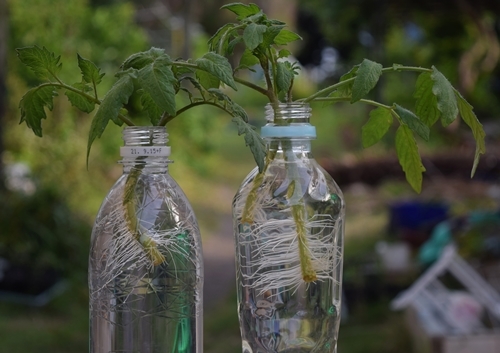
1;1;499;353
298;0;500;148
5;0;152;219
0;186;90;277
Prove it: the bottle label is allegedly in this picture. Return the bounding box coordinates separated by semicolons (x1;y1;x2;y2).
120;146;171;157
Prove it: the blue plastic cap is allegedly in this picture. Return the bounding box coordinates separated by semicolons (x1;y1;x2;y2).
261;125;317;138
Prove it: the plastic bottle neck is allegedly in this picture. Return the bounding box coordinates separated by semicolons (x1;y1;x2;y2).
262;103;315;156
120;126;171;174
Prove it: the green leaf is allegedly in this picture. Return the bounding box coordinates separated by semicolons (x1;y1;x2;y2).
172;62;194;77
227;37;242;55
276;61;294;94
278;49;291;58
207;88;230;101
454;89;486;177
431;66;458;126
121;47;168;70
137;56;177;117
394;104;430;141
65;82;95;113
77;54;104;86
351;59;382;103
208;23;236;53
273;29;302;45
261;25;284;48
414;72;440;127
395;125;426;193
196;69;220;90
182;76;205;95
243;23;267;51
195;52;237;90
336;65;358;97
231;116;265;171
17;46;62;81
87;74;134;164
19;85;58;137
207;88;249;122
140;91;163;125
237;49;260;70
362;107;393;148
221;2;261;20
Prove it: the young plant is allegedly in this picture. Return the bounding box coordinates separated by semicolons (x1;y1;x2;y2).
17;3;485;282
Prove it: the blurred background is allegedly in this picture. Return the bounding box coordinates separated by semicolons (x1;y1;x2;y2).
1;0;500;352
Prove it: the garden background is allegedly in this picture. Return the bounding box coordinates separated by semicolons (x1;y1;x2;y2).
1;0;500;352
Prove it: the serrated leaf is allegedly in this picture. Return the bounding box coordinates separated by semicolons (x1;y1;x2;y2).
431;66;458;126
261;25;285;48
208;23;236;53
276;61;294;94
231;116;265;171
238;49;260;70
227;37;242;55
362;107;393;148
454;89;486;177
19;85;58;137
182;76;204;94
195;52;237;90
278;49;291;58
414;72;440;127
140;91;163;125
243;23;267;51
173;60;195;74
206;88;249;122
196;69;220;90
395;125;426;193
229;101;249;122
137;56;177;116
394;104;430;141
337;65;358;96
245;12;266;23
17;46;62;81
351;59;382;103
221;2;261;20
77;54;104;86
65;83;95;113
207;88;229;101
121;47;168;70
274;29;302;45
87;75;134;165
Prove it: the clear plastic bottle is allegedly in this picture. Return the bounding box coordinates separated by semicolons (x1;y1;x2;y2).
233;104;345;353
89;126;203;353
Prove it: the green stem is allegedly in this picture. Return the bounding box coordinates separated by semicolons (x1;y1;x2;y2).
171;61;199;70
234;76;269;96
37;82;135;126
283;143;316;282
39;81;99;104
158;100;235;125
300;77;355;103
291;203;316;282
258;54;278;104
381;65;433;74
123;166;165;266
268;47;278;98
301;65;433;103
241;140;317;282
312;96;393;110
